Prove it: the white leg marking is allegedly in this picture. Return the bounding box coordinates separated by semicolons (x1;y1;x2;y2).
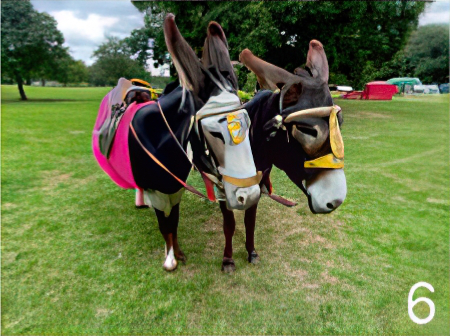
163;246;177;271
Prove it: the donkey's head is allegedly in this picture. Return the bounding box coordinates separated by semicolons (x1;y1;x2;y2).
164;15;260;210
240;41;346;214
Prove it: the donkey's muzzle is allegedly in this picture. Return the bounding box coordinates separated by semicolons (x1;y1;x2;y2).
305;169;346;214
224;183;260;210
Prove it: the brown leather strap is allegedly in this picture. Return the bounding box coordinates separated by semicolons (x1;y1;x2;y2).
129;123;207;199
156;101;222;199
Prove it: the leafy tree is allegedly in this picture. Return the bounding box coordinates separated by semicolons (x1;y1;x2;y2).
89;36;151;86
67;60;89;84
124;26;155;67
131;1;426;88
56;57;89;86
1;0;70;99
358;24;449;85
405;24;449;83
373;50;414;81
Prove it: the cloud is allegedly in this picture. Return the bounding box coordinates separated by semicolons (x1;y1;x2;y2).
32;1;144;20
419;1;450;26
31;1;145;64
51;11;119;44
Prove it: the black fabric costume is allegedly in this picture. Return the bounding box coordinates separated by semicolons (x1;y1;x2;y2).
128;86;195;194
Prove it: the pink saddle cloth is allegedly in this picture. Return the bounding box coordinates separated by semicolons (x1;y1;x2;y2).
92;93;155;189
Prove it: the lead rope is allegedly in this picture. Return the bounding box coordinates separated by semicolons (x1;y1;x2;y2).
154;85;296;207
155;102;217;195
129;123;207;199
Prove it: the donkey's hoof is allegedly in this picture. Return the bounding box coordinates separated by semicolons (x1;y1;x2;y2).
248;251;260;265
175;252;187;264
221;258;236;273
163;258;178;272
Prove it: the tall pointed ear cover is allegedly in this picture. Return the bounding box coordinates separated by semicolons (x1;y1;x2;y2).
305;39;329;83
239;48;303;112
164;13;204;95
202;21;238;90
239;48;300;91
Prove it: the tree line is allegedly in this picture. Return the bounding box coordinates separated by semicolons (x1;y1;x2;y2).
2;0;448;100
1;0;155;100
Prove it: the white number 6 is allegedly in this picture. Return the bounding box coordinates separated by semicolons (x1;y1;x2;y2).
408;282;435;324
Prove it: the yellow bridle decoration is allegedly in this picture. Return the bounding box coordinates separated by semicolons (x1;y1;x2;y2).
227;112;247;144
304;106;345;169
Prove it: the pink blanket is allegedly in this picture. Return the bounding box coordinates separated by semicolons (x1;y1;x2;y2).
92;93;155;189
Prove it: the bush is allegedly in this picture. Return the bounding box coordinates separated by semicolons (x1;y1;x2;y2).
243;72;258;93
148;76;172;89
238;90;254;103
329;73;349;86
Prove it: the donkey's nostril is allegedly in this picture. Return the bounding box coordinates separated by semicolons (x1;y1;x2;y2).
238;196;245;204
326;199;343;210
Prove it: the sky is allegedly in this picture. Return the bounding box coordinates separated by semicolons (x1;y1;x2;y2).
32;0;450;69
31;1;145;65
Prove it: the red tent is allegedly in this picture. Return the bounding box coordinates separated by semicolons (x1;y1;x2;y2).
343;81;398;100
361;81;398;100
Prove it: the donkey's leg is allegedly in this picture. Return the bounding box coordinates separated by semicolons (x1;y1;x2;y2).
169;204;187;263
220;201;236;272
154;208;178;271
135;188;149;208
244;203;260;264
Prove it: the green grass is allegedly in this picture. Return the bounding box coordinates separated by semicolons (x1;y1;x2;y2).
2;85;449;335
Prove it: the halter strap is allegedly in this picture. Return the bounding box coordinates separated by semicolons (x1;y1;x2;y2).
196;104;246;121
157;101;262;196
222;171;263;188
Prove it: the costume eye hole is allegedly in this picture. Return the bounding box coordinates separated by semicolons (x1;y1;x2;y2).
296;125;318;138
209;131;225;144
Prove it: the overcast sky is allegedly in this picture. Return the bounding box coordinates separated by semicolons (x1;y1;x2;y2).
32;1;145;65
32;0;450;66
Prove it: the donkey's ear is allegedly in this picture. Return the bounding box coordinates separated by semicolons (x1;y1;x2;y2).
201;21;238;90
240;48;303;109
164;13;204;95
239;48;300;91
305;40;329;83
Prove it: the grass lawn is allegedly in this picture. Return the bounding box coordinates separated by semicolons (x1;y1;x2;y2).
1;85;449;335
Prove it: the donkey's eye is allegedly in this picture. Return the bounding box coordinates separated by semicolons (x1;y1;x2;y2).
296;125;318;138
209;131;225;144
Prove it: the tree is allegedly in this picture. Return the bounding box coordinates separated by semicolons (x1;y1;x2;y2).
67;60;89;85
124;26;155;67
130;1;426;88
372;50;414;81
405;24;449;83
56;56;89;86
358;24;449;85
89;36;151;86
1;0;70;100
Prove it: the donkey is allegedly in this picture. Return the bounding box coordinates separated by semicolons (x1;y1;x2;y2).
93;14;261;271
216;40;347;272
